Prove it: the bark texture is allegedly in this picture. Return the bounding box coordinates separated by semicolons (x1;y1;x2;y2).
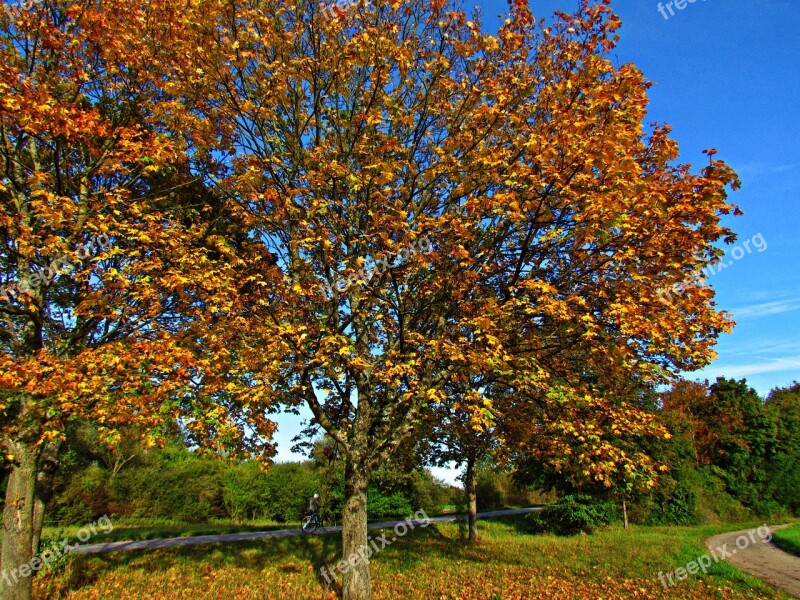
1;443;39;600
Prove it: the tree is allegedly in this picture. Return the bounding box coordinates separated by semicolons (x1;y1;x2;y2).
509;376;672;514
764;382;800;513
661;378;778;513
222;460;271;523
684;378;774;503
660;378;711;465
0;3;275;599
165;1;739;598
425;382;503;541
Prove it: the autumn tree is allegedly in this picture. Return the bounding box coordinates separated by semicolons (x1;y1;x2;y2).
424;380;503;541
507;360;672;525
0;3;276;599
660;378;711;464
664;381;772;476
172;0;740;597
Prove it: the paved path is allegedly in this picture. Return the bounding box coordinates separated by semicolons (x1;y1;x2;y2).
73;507;543;556
706;525;800;599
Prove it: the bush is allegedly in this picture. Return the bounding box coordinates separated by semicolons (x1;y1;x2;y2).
367;486;413;519
262;462;320;522
476;470;534;511
526;494;617;535
632;479;698;526
53;462;110;524
106;449;225;523
223;460;271;522
56;501;93;526
409;470;451;514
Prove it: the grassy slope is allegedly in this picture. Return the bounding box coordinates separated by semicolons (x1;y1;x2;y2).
772;523;800;557
33;518;791;600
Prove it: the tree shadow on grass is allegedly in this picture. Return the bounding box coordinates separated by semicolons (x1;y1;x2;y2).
39;528;344;599
38;518;541;599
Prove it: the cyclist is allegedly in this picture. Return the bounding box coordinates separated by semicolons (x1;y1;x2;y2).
302;494;322;533
308;493;320;519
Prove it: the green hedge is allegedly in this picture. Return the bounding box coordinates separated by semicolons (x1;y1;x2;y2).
525;494;618;535
49;446;452;526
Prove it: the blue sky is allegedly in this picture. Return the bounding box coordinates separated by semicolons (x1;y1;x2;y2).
270;0;800;482
499;0;800;397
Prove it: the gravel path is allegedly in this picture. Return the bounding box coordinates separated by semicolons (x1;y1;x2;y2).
706;525;800;599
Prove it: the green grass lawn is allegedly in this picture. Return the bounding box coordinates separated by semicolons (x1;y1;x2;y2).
32;517;792;599
40;519;293;545
772;523;800;557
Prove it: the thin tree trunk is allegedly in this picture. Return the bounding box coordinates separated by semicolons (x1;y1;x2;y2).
30;441;58;556
30;473;47;555
623;500;629;531
341;457;371;600
1;443;39;600
466;455;478;541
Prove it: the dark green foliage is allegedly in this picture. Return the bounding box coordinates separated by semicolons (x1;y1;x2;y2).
261;462;321;522
410;469;455;514
634;378;800;524
763;383;800;514
701;378;776;508
222;460;272;523
525;494;617;535
48;437;453;526
53;462;108;524
476;468;535;510
366;485;413;519
55;501;94;526
632;475;697;526
112;449;226;523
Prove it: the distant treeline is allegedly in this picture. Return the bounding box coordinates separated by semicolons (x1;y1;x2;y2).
527;378;800;524
45;444;443;525
11;378;798;528
644;378;800;523
41;429;544;526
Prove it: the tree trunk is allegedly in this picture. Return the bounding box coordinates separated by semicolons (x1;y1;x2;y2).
465;455;478;542
30;440;58;556
1;443;39;600
622;500;629;531
30;475;46;556
341;457;371;600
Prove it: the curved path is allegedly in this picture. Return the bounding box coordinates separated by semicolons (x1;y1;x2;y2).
706;525;800;599
73;507;543;556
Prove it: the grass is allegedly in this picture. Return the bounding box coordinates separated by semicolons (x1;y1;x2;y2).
32;517;793;599
41;519;295;545
772;523;800;557
39;505;518;545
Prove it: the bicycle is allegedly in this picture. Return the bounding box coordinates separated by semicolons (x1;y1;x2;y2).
301;511;325;534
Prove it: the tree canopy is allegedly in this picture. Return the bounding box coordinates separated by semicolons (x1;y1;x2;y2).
1;1;742;599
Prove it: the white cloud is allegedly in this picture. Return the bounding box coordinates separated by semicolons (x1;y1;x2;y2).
733;163;797;178
702;355;800;379
723;339;800;358
728;299;800;319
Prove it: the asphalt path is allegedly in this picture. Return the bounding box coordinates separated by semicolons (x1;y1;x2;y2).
73;507;543;556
